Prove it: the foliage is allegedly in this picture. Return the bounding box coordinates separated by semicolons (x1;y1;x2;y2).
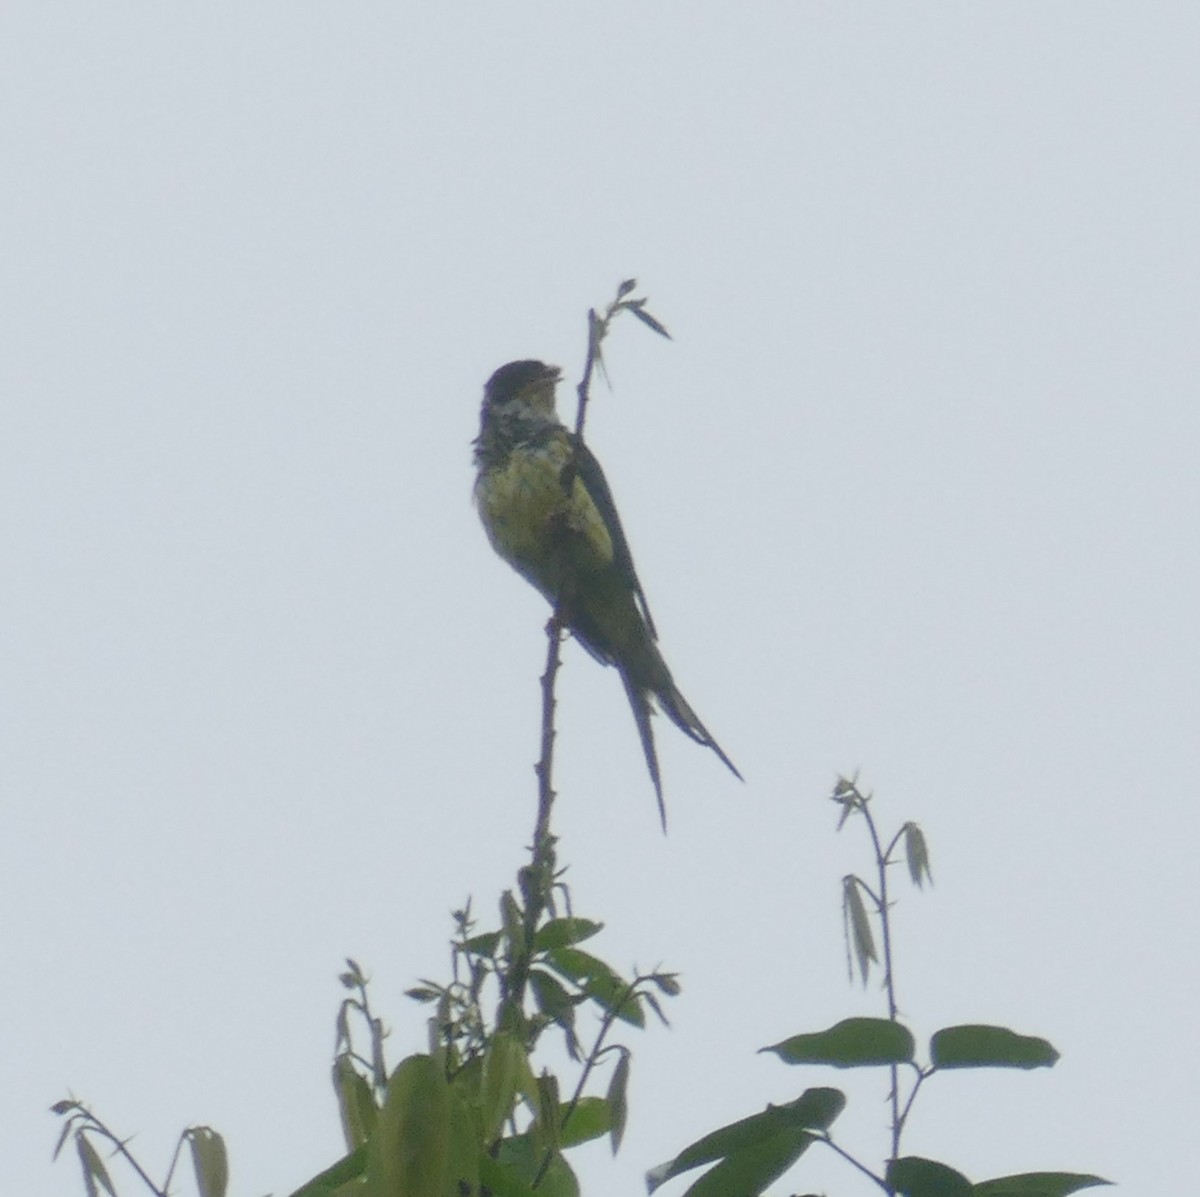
651;774;1108;1196
51;1102;228;1197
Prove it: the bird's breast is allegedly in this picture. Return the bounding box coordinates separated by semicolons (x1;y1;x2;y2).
475;439;615;584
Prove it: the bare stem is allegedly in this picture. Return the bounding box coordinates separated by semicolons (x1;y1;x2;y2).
814;1133;891;1193
859;802;903;1160
533;612;564;849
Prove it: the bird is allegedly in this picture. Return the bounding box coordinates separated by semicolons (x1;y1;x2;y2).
472;359;741;827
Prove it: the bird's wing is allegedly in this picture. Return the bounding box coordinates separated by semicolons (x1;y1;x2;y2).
569;434;658;640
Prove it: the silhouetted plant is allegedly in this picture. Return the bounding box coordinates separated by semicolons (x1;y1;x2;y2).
648;774;1107;1197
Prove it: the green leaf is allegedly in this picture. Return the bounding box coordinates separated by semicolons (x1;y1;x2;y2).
558;1096;611;1147
52;1113;77;1162
539;1151;580;1197
529;969;581;1057
616;278;637;298
533;1073;562;1157
764;1018;915;1067
283;1146;366;1197
368;1054;450;1197
76;1136;114;1197
607;1052;630;1154
446;1085;482;1197
627;304;672;339
651;1088;844;1186
904;822;933;887
545;947;644;1027
500;892;524;951
529;967;578;1019
680;1127;813;1197
187;1127;229;1197
492;1135;579;1197
652;971;682;997
887;1155;973;1196
534;918;603;950
843;876;876;984
973;1172;1112;1197
481;1032;531;1141
463;931;501;956
333;1057;377;1150
404;985;441;1003
477;1152;538;1197
930;1025;1059;1070
642;989;670;1027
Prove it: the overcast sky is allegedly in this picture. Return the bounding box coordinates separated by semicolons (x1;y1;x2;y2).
3;6;1197;1196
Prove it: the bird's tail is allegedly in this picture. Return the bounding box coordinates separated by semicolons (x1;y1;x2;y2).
656;682;743;784
620;665;742;833
621;672;668;831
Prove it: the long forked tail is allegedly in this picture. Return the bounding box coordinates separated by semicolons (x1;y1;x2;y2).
621;673;668;831
658;683;743;783
620;672;742;832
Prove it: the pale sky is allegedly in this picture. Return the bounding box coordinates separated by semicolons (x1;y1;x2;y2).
3;6;1197;1196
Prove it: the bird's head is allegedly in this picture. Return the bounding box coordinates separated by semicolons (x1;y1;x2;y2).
474;360;565;469
482;360;563;424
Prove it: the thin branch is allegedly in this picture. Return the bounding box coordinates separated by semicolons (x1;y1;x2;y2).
893;1063;929;1142
574;308;602;441
533;977;642;1188
854;797;904;1161
533;612;564;850
160;1132;191;1196
529;281;610;835
558;983;636;1133
813;1133;891;1193
63;1107;168;1197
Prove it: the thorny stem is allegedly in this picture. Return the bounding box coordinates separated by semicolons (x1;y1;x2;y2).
533;613;564;851
498;614;563;1030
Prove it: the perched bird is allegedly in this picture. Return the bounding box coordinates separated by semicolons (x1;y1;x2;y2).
473;359;741;826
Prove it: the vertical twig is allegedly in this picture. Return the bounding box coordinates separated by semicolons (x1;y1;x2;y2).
533;613;564;850
858;797;913;1164
512;289;618;1026
528;281;627;844
511;279;661;1038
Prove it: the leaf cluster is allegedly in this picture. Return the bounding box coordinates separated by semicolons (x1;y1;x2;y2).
649;777;1107;1197
51;1102;228;1197
297;872;677;1197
